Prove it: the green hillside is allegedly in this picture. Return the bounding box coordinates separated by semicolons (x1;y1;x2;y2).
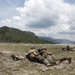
0;26;53;43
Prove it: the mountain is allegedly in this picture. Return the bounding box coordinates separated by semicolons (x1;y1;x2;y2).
0;26;53;43
40;36;75;44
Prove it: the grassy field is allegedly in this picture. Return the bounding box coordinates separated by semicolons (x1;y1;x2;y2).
0;43;75;75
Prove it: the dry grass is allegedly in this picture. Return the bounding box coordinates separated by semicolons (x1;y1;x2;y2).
0;43;75;75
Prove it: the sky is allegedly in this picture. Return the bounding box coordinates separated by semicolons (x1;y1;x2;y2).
0;0;75;41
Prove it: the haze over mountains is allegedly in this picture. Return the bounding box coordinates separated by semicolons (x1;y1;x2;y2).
40;36;75;44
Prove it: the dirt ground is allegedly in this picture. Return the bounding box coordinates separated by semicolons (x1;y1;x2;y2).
0;43;75;75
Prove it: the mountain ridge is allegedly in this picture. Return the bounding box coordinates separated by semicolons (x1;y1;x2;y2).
0;26;53;44
40;36;75;44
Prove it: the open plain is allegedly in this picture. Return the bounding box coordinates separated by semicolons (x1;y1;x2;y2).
0;43;75;75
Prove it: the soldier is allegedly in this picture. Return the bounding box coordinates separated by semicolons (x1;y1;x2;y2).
66;45;74;51
26;48;72;66
38;48;72;65
66;45;71;51
38;48;48;57
35;53;50;66
38;48;57;66
26;48;51;66
44;51;57;66
26;47;39;61
62;47;66;51
11;54;24;61
62;45;74;51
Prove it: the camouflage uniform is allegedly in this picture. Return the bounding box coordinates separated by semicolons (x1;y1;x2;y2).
66;45;71;51
27;48;39;61
45;52;58;65
11;54;24;61
62;45;74;51
35;54;50;66
38;48;57;66
27;48;50;66
27;48;72;66
39;48;72;65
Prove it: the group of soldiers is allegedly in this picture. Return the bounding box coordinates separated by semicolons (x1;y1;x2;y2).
26;47;71;66
10;46;72;66
62;45;75;51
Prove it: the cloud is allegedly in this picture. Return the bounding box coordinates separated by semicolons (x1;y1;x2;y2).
1;19;11;26
1;0;75;41
16;0;75;28
59;31;75;35
12;16;21;21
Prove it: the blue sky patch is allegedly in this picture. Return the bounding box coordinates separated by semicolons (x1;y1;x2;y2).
64;0;75;4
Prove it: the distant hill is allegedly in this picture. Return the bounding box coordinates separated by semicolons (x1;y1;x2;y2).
0;26;53;43
40;36;75;44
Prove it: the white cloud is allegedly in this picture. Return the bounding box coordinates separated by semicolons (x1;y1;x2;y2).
1;0;75;41
1;19;11;26
12;16;21;21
